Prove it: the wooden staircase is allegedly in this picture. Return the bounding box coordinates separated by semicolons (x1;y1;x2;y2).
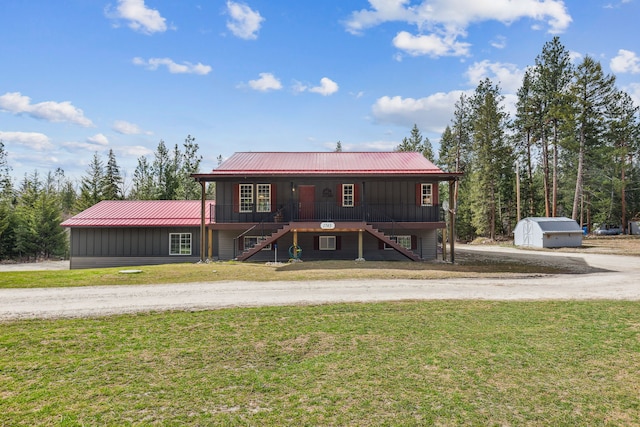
236;224;292;261
363;224;422;262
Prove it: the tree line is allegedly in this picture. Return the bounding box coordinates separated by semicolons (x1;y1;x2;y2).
0;135;212;260
436;37;640;241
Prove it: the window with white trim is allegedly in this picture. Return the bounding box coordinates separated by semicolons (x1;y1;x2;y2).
421;183;433;206
240;184;253;213
342;184;354;207
244;236;272;251
256;184;271;213
319;235;336;250
384;235;412;250
170;233;192;255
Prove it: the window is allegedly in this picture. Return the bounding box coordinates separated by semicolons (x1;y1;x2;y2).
170;233;192;255
319;235;336;250
256;184;271;213
384;235;412;250
240;184;253;213
421;183;433;206
244;236;272;251
342;184;354;207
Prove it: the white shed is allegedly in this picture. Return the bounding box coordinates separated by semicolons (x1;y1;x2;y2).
513;217;583;248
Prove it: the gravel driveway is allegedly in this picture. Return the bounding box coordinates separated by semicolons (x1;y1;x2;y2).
1;246;639;320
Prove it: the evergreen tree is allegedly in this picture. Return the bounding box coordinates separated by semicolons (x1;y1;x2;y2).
513;69;541;217
102;149;123;200
152;140;179;200
395;124;434;161
469;79;513;239
130;156;155;200
569;56;616;223
177;135;202;200
76;152;105;211
533;36;573;216
0;142;16;258
335;141;343;152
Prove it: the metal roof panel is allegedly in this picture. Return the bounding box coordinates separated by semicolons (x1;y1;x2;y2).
61;200;214;227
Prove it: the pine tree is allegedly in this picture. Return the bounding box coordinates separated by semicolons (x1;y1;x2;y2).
469;79;513;239
533;36;573;216
569;56;616;223
395;124;434;161
130;156;154;200
0;141;15;258
76;153;105;211
102;149;123;200
178;135;202;200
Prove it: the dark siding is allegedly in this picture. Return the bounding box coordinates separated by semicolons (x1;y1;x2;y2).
70;227;201;259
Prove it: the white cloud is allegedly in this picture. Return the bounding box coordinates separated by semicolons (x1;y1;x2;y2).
491;35;507;49
345;0;572;57
133;57;212;75
226;1;264;40
392;31;470;57
371;90;470;134
107;0;168;34
0;92;94;127
309;78;339;96
0;131;53;151
115;145;154;157
465;60;527;92
62;141;107;152
610;49;640;74
246;73;282;92
87;133;109;146
294;77;340;96
112;120;150;135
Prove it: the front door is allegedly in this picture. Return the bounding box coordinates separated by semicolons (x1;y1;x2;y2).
298;185;315;220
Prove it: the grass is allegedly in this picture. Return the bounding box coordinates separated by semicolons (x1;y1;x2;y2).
1;300;639;425
0;258;577;289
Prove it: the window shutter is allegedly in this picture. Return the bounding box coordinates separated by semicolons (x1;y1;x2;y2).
233;184;240;213
336;236;342;250
271;184;277;212
432;183;438;206
411;235;418;250
354;184;360;206
313;236;319;250
336;184;342;206
416;183;422;206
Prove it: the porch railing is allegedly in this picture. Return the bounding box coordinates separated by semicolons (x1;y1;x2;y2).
214;202;443;223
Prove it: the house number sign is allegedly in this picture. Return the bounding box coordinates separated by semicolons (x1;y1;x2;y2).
320;222;335;230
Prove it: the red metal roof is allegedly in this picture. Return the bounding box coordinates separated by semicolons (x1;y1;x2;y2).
198;152;446;176
61;200;214;227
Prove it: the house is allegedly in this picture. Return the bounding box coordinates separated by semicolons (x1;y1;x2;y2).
513;217;583;248
61;200;215;269
192;152;461;262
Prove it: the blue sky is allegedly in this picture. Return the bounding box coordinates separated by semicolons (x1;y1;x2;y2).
1;0;639;184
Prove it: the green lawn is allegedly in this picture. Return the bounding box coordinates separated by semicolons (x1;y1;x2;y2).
2;301;639;426
0;259;576;289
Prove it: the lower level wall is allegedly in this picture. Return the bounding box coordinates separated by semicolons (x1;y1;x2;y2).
217;228;439;262
69;256;201;269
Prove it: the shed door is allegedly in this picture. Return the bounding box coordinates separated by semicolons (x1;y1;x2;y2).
523;219;532;246
298;185;315;220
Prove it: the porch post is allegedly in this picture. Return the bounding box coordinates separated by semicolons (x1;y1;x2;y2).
200;180;206;263
358;229;363;260
449;180;455;263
